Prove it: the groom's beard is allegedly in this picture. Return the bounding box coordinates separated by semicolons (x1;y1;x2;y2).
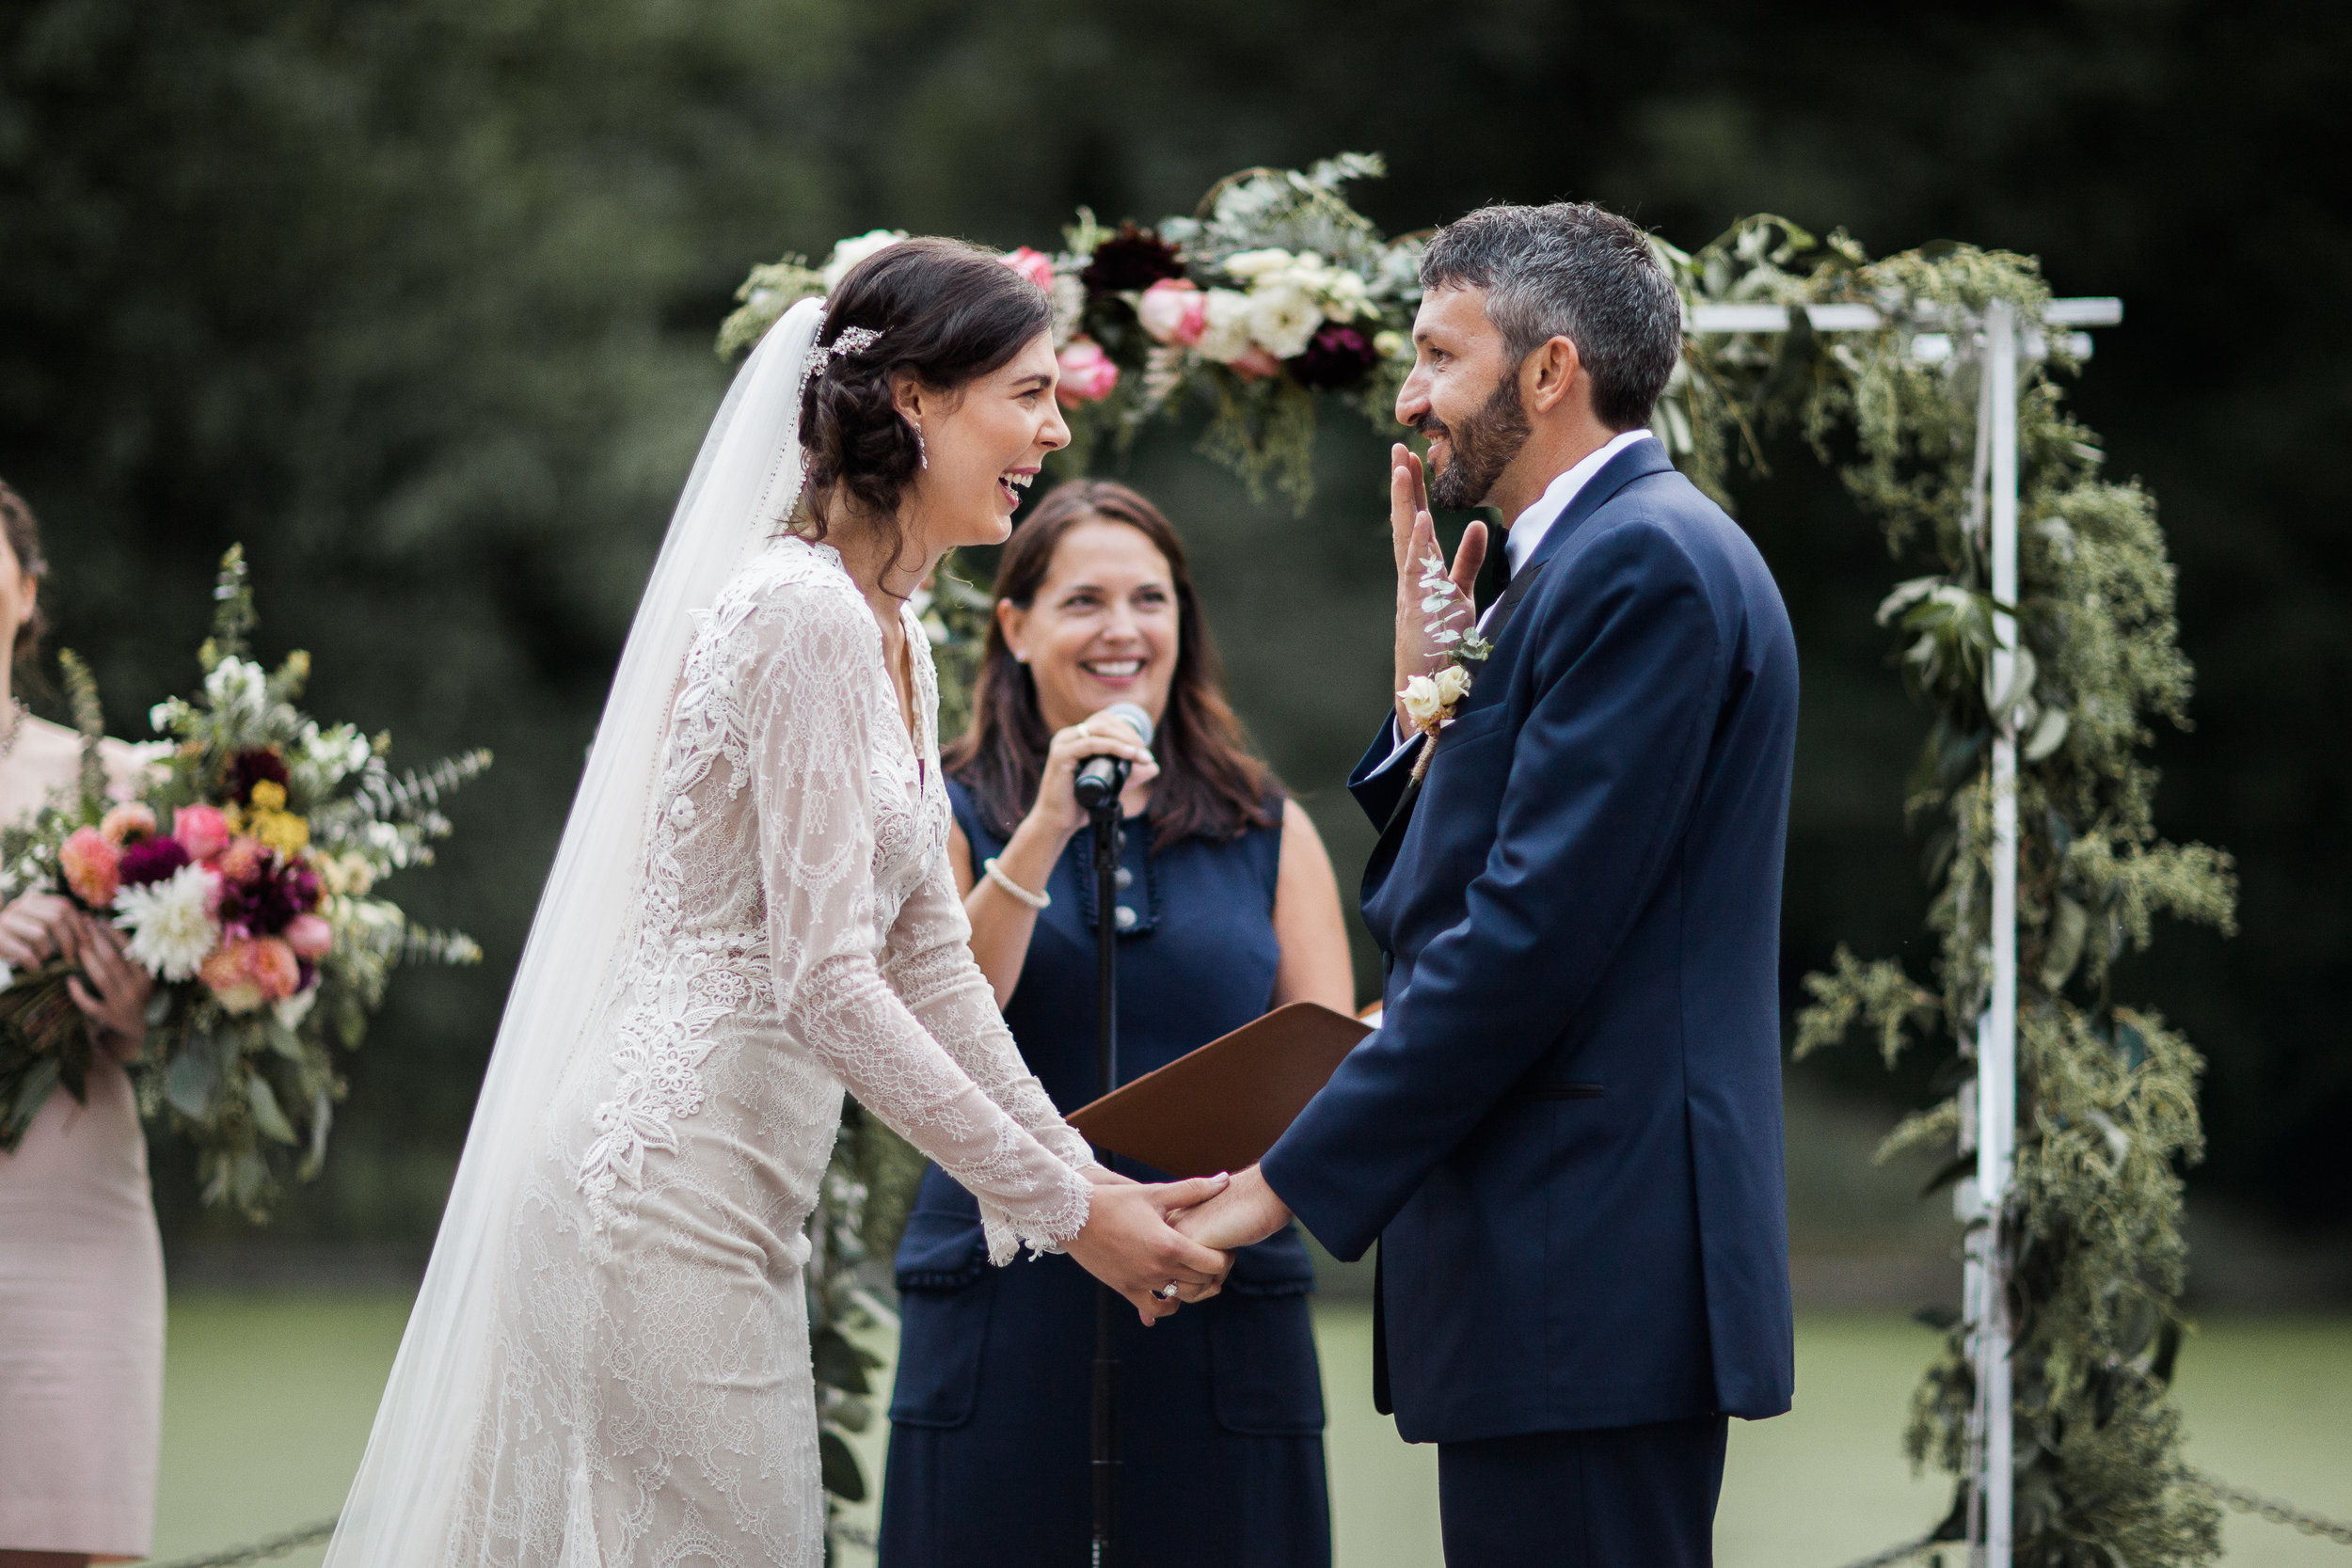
1421;370;1532;512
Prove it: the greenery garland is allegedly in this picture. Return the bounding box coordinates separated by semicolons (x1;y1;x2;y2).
725;172;2233;1563
1662;216;2231;1565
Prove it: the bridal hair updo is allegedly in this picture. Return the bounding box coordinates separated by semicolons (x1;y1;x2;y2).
946;480;1279;852
796;236;1055;565
0;478;48;675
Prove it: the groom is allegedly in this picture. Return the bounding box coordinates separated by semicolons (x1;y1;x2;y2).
1182;201;1799;1564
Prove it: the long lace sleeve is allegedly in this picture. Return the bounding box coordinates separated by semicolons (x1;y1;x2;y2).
746;590;1093;1263
881;853;1100;1180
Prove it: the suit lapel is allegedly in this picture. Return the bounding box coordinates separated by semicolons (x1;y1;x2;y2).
1362;439;1677;882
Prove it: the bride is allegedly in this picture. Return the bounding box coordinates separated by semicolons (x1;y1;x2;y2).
324;238;1232;1568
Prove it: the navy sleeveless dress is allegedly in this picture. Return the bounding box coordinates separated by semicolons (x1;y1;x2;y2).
877;778;1330;1567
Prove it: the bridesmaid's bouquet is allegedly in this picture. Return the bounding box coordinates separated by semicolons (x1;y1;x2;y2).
0;547;487;1217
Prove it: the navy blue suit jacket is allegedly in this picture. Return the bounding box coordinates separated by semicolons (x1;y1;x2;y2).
1261;439;1799;1443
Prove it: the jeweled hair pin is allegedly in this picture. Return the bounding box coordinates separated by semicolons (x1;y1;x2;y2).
798;323;886;414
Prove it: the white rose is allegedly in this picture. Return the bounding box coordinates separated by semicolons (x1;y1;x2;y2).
1221;247;1295;281
1317;269;1370;323
1246;279;1323;359
1196;289;1258;363
1398;674;1446;732
1434;663;1473;707
1374;328;1409;361
820;229;908;291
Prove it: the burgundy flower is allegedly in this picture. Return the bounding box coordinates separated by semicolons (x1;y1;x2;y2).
1286;324;1380;391
1080;223;1188;296
228;748;292;805
214;849;312;937
117;835;193;889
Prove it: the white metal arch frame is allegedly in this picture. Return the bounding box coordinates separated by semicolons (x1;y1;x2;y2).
1686;294;2124;1568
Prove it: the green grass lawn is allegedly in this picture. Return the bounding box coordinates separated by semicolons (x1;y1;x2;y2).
154;1293;2352;1568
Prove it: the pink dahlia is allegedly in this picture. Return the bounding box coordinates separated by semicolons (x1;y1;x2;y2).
60;827;120;908
200;935;301;1013
99;802;158;846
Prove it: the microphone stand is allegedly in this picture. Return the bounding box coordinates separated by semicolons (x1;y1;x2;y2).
1086;790;1124;1568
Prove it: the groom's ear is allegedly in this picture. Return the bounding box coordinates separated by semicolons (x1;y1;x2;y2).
1523;335;1587;418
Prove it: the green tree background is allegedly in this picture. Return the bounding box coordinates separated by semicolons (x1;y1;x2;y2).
3;0;2343;1255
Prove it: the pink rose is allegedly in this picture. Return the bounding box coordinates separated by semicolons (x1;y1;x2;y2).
283;911;335;960
1229;345;1283;381
1136;278;1207;346
999;246;1057;293
174;804;232;861
200;935;301;1014
1056;338;1121;406
60;827;121;908
99;802;157;846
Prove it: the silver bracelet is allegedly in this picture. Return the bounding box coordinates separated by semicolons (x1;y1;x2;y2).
982;857;1051;910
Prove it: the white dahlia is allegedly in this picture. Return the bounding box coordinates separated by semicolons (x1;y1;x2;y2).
113;863;222;981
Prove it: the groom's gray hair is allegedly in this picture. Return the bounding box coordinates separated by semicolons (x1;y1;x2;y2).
1420;202;1682;431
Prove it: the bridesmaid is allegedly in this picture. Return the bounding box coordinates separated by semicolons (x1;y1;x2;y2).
0;479;164;1568
879;480;1354;1567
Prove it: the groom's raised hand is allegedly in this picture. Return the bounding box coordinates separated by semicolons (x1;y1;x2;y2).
1391;443;1487;734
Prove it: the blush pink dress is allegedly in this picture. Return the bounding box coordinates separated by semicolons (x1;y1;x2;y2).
0;721;166;1560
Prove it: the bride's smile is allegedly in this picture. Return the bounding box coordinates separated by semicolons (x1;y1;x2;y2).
890;329;1069;556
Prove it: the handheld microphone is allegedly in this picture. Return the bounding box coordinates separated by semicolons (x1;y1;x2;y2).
1073;702;1154;813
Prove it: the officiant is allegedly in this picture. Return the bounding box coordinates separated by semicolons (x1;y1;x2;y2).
878;481;1353;1568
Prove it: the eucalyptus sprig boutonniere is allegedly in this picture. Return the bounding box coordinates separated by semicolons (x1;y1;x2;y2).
1397;546;1493;783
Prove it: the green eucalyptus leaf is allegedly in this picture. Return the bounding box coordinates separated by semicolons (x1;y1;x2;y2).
264;1017;304;1061
164;1044;215;1118
246;1072;298;1144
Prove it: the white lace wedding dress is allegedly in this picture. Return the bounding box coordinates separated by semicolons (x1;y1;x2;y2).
438;533;1097;1568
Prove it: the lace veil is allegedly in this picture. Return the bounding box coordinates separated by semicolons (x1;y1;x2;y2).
321;297;829;1568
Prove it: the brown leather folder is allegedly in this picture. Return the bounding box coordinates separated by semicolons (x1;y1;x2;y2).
1066;1001;1373;1179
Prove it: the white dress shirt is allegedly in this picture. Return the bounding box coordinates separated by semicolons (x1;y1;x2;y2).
1373;428;1659;776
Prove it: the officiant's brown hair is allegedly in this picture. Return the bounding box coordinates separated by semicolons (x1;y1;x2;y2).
946;481;1279;850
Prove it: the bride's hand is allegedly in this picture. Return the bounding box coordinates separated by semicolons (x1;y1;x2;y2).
1064;1173;1234;1324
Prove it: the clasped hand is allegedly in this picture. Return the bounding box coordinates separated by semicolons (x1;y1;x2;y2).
1065;1164;1298;1326
1066;1167;1237;1324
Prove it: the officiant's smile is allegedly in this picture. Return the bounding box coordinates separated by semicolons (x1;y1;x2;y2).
995;516;1181;726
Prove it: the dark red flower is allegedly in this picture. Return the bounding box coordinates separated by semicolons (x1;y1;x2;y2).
214;850;316;937
1286;324;1381;391
118;835;192;889
228;748;292;805
1080;224;1188;296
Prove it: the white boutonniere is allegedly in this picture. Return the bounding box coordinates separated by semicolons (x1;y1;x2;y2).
1398;546;1493;783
